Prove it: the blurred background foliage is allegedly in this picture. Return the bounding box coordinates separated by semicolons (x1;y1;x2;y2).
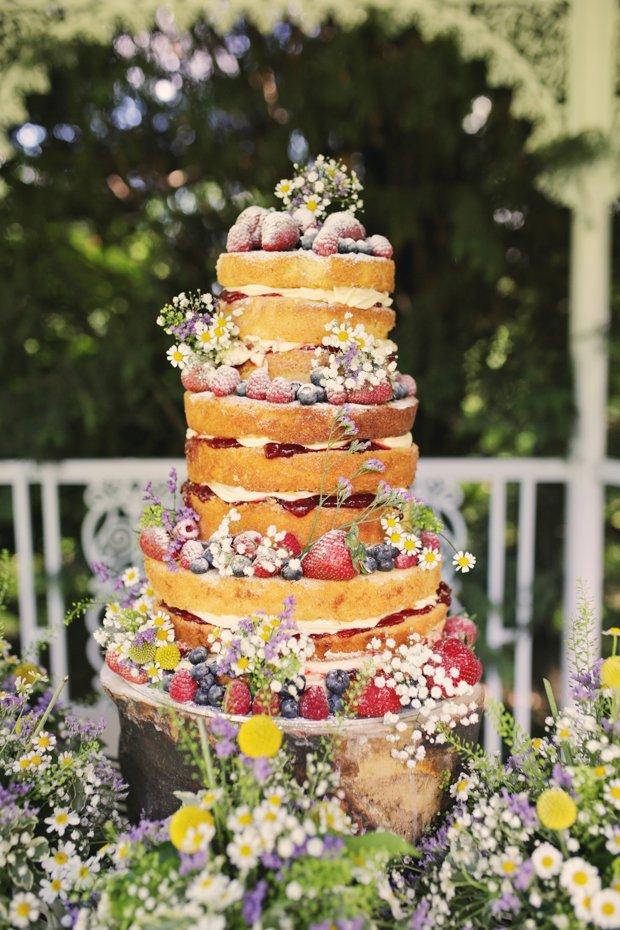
0;12;617;705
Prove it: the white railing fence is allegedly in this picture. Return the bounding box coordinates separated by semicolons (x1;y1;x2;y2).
2;456;619;755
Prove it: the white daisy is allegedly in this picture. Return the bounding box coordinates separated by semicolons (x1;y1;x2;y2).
560;858;601;899
591;889;620;929
452;550;476;573
419;547;442;570
9;893;40;927
226;830;261;871
604;779;620;810
44;807;80;836
39;876;66;904
121;566;140;587
532;843;563;879
167;342;191;368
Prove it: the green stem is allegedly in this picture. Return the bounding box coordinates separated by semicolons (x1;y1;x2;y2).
32;675;69;738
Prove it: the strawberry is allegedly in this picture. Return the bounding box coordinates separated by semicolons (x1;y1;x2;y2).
366;234;393;259
443;615;478;647
226;223;253;252
210;365;240;397
261;212;300;251
253;556;280;578
224;679;252;715
251;692;280;715
312;228;339;256
106;651;148;684
236;206;269;246
299;685;329;720
232;530;263;557
347;382;393;405
356;680;401;718
302;530;357;581
139;526;171;561
395;552;419;569
182;364;214;393
323;211;366;240
433;638;482;692
279;531;302;558
325;386;347;405
265;377;294;404
420;531;441;551
169;669;198;703
179;540;205;569
246;368;271;400
396;373;417;397
173;518;200;541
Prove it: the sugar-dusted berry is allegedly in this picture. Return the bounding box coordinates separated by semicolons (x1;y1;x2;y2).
292;206;317;232
246;368;271;400
347;381;393;405
226;223;253;253
181;364;214;393
396;373;417;397
302;529;357;581
179;540;206;569
395;552;419;569
261;212;300;252
173;518;200;541
443;615;479;646
265;377;294;404
312;228;339;256
366;234;393;258
356;680;401;718
323;211;366;241
236;205;268;247
210;365;241;397
139;526;171;561
232;530;263;557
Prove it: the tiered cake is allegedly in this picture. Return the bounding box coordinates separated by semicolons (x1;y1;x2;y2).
101;157;481;747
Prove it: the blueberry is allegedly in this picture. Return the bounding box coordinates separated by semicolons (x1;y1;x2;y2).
207;684;225;707
190;557;211;574
338;237;357;253
377;559;395;572
280;696;299;718
393;381;408;400
300;231;318;249
369;543;398;563
281;560;303;581
236;381;247;396
337;238;350;253
230;554;252;577
314;386;327;403
310;369;326;387
357;240;373;255
325;669;350;695
201;545;214;566
188;646;208;665
328;694;345;715
290;381;302;397
194;689;212;706
206;662;219;677
363;555;377;574
191;663;215;686
162;673;173;692
297;384;318;406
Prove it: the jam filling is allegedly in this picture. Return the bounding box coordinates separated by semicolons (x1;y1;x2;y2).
219;289;281;303
187;435;385;459
182;481;378;514
164;583;452;639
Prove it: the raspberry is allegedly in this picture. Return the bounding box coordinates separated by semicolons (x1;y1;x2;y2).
179;540;205;569
366;234;393;259
326;385;347;405
299;685;329;720
224;679;252;715
232;530;263;557
312;228;339;256
236;206;269;247
301;530;357;581
347;381;393;405
128;642;156;665
261;212;300;251
265;377;294;404
396;373;417;397
173;519;200;541
253;555;280;578
168;669;198;703
443;615;479;647
246;368;271;400
251;692;279;715
420;531;441;551
292;206;317;232
433;639;482;693
210;365;241;397
226;223;253;252
181;364;214;393
139;526;171;561
155;643;181;671
278;531;302;558
395;552;419;569
323;211;366;240
356;681;401;718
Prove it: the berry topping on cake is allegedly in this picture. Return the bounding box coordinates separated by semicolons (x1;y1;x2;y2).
168;669;198;703
434;638;482;691
367;234;394;259
323;211;366;241
395;552;419;569
396;373;417;397
265;377;294;404
253;552;281;578
236;205;268;246
299;685;330;720
325;669;350;695
246;368;270;400
325;385;348;405
210;365;241;397
292;206;317;232
232;530;263;558
302;530;357;581
251;692;280;715
312;228;340;257
106;650;149;684
224;679;252;715
356;680;402;718
139;526;171;561
261;211;300;251
173;518;200;541
443;615;478;646
420;531;441;551
179;540;205;569
181;364;214;393
347;382;393;405
279;531;302;558
226;223;253;253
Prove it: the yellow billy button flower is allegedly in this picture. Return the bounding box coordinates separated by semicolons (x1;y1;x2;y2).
169;805;214;853
600;656;620;689
536;787;577;831
237;715;283;759
154;644;181;671
13;661;42;684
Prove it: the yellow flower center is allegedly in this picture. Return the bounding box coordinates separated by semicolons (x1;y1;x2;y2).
17;904;32;917
602;903;617;916
573;871;588;886
542;856;554;868
610;785;620;799
502;861;517;874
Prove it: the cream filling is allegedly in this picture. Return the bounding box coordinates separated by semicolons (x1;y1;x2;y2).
186;430;412;451
230;284;392;310
183;593;439;636
206;483;313;503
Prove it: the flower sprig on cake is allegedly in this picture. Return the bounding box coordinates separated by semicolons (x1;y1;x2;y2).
274;154;363;219
312;315;399;404
157;289;242;373
138;467;201;568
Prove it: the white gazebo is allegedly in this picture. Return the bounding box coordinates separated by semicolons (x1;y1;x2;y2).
0;0;618;737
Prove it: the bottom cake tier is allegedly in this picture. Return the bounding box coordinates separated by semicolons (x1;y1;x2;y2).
102;664;484;840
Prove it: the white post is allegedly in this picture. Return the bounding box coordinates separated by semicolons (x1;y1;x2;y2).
563;0;615;692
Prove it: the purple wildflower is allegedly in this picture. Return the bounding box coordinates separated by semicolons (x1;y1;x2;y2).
570;658;603;701
167;467;178;496
490;891;520;917
500;789;537;828
514;859;534;892
179;849;209;875
360;458;386;474
336;477;353;499
410;900;431;930
552;764;573;791
242;880;267;924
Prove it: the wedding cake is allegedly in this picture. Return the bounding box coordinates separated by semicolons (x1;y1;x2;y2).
100;159;482;815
